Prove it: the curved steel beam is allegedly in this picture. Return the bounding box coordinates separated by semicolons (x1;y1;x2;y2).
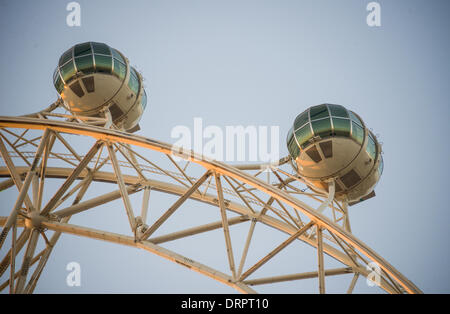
0;117;421;293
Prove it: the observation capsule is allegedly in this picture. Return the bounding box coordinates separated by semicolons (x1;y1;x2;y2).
53;42;147;132
286;104;383;204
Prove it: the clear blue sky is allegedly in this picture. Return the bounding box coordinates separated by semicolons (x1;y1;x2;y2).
0;0;449;293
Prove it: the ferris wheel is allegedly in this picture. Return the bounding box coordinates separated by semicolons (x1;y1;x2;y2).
0;42;421;294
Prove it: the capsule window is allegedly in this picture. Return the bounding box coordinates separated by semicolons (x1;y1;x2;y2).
328;104;349;118
141;89;148;110
351;122;364;145
311;118;332;139
81;76;95;93
366;133;377;160
60;60;76;84
295;123;312;149
305;145;322;163
349;111;363;126
53;68;59;82
294;111;309;130
310;104;329;120
94;55;113;73
128;68;140;94
332;117;351;137
59;48;73;66
378;155;384;175
319;141;333;158
53;70;64;94
287;127;300;160
75;55;95;74
92;42;111;55
340;169;361;188
109;103;124;121
113;59;126;81
74;42;92;57
112;49;125;64
69;80;85;98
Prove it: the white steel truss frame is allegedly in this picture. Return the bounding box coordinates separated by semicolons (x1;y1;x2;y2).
0;110;422;294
